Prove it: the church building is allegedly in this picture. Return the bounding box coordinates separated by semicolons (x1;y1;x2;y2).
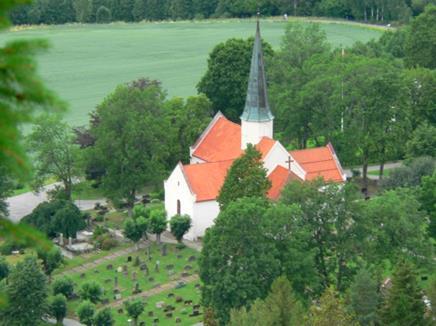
164;21;346;240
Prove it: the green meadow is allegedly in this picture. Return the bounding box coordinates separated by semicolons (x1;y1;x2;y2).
1;19;383;126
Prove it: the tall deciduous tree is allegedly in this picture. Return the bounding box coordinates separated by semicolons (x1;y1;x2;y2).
148;208;167;244
0;256;48;325
88;79;170;215
77;300;95;326
217;145;270;209
380;261;426;325
124;299;145;326
200;197;280;324
27;115;79;200
197;37;273;122
73;0;92;22
280;180;366;292
49;294;67;325
169;214;191;243
405;4;436;69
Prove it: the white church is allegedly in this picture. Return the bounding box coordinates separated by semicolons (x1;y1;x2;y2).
164;21;346;240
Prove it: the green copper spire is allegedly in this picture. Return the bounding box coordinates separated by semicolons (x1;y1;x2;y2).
240;18;274;122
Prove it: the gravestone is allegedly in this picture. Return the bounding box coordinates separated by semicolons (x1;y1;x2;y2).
68;237;73;247
176;317;182;323
133;256;141;267
140;263;148;271
184;265;192;271
194;283;201;289
193;304;201;310
161;244;167;256
133;282;141;294
175;296;183;303
122;265;128;272
102;298;110;305
148;311;154;317
166;264;174;270
165;312;173;318
153;318;159;325
113;288;120;294
114;276;118;288
115;293;122;300
80;273;86;279
190;310;200;317
123;270;129;277
156;301;165;309
117;308;123;314
127;256;132;262
184;300;193;305
181;272;190;277
106;264;113;270
155;260;160;272
132;272;137;281
146;246;151;260
148;277;154;282
117;266;123;273
59;233;64;246
188;255;196;262
167;293;174;298
140;322;145;326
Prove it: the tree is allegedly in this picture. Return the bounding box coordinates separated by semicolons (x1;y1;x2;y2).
380;261;426;325
419;173;436;239
132;0;146;21
406;122;436;158
37;246;64;279
22;200;86;238
26;115;79;200
124;299;145;326
280;180;366;292
49;294;67;325
73;0;92;22
0;256;48;325
405;5;436;68
148;208;167;244
169;214;191;243
363;188;432;267
348;268;379;325
217;144;270;209
197;37;273;122
123;217;147;247
77;300;95;326
427;275;436;321
96;5;112;23
229;275;304;326
0;166;13;217
88;78;170;216
94;307;114;326
0;257;9;281
269;23;331;148
79;281;104;303
200;197;280;324
52;277;75;298
308;286;357;326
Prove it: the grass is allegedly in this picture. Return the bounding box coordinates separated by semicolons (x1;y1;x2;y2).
368;169;393;177
0;19;382;127
71;180;105;200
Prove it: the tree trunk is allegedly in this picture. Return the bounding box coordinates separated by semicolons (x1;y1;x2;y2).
293;0;297;16
156;233;161;244
362;155;369;198
64;179;72;201
379;161;385;180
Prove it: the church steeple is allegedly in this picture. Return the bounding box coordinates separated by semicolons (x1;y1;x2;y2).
240;17;274;122
240;17;274;149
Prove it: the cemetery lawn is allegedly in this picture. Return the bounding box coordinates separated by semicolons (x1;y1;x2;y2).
58;243;200;318
112;281;202;326
72;180;105;200
0;19;383;126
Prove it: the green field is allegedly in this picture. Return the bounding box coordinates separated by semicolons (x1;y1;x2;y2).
1;19;383;126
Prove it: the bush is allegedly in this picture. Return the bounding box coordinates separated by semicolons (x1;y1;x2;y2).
97;234;118;250
0;240;25;255
52;277;74;298
77;300;95;326
170;214;191;243
79;282;103;303
94;307;114;326
0;257;10;281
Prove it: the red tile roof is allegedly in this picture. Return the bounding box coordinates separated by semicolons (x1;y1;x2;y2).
192;116;242;162
267;165;302;200
182;160;233;202
256;137;276;159
290;145;344;182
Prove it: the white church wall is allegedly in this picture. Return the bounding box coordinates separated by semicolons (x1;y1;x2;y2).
186;200;220;241
241;119;273;149
164;164;196;224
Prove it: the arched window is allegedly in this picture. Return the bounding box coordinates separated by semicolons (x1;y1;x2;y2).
177;200;181;215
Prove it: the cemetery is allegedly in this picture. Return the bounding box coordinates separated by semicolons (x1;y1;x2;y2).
56;242;202;324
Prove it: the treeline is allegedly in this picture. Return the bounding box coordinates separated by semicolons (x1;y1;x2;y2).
10;0;436;25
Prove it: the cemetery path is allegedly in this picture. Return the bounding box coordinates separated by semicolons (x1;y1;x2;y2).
108;274;200;308
58;243;147;276
344;161;402;180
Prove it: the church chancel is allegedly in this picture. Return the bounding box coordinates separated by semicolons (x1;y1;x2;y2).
164;21;346;241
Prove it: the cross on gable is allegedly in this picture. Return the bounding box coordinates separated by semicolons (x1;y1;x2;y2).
286;156;294;171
